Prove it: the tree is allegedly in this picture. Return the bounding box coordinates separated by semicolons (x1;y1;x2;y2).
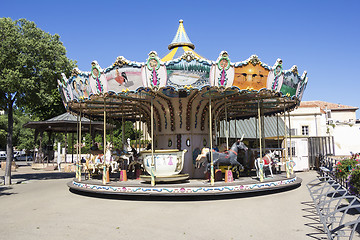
0;18;75;185
0;110;36;151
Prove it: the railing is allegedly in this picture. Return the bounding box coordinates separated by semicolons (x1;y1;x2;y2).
307;170;360;239
320;156;352;192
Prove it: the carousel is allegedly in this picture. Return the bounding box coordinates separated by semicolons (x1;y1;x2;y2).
61;20;307;196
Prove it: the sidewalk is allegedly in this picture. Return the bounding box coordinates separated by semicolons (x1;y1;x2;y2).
0;168;355;240
0;165;74;184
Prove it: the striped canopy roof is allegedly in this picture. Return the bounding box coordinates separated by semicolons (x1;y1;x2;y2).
162;20;204;62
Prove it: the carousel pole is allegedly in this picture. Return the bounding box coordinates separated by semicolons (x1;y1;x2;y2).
64;129;67;164
76;114;79;180
110;113;113;146
288;111;294;174
225;99;229;150
122;102;125;151
103;98;108;184
78;107;82;181
137;116;139;153
277;113;280;149
89;118;91;146
258;100;264;182
222;120;225;146
235;119;237;140
214;114;218;147
284;103;290;178
150;95;155;186
144;118;147;149
139;117;141;151
209;92;214;186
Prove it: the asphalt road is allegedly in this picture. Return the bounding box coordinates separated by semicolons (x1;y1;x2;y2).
0;168;353;240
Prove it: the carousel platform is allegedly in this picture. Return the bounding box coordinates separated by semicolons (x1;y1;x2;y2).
67;173;301;197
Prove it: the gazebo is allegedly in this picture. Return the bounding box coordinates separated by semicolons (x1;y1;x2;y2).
24;112;113;163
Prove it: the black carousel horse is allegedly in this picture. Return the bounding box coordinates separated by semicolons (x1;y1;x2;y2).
196;139;248;174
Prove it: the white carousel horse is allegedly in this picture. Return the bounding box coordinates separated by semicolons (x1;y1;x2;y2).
254;151;276;178
195;147;210;168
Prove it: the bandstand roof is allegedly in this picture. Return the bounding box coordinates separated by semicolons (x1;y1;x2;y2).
24;112;113;133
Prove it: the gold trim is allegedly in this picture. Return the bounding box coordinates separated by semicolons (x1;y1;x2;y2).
168;42;195;50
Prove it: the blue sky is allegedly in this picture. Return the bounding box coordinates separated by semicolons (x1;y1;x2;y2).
2;0;360;117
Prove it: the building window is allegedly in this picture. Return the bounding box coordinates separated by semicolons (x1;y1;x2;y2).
302;126;309;136
287;142;296;157
326;110;331;119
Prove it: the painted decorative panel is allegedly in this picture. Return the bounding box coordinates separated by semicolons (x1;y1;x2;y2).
104;56;143;92
165;52;211;89
266;58;284;92
280;66;300;97
141;51;167;89
210;51;234;87
233;56;269;90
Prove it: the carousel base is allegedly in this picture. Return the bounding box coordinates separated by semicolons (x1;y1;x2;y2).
139;174;189;183
67;173;301;197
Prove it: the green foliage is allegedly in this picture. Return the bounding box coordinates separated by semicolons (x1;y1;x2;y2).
0;111;35;150
49;121;144;154
0;17;75;118
348;165;360;195
335;158;358;179
95;121;143;150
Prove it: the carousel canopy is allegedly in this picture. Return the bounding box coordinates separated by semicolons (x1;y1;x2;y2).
58;20;308;125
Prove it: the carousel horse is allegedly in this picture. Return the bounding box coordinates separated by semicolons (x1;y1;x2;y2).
196;139;248;174
254;151;277;178
83;154;103;179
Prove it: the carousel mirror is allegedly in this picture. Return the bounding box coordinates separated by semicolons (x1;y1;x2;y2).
186;138;190;147
168;139;172;147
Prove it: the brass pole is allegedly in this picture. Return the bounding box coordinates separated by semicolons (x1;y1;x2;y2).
78;108;82;181
209;93;214;186
103;98;107;184
258;100;264;182
288;111;292;160
225;99;229;150
139;114;142;153
258;101;262;161
150;96;155;186
288;111;294;174
122;100;125;150
76;114;79;180
277;113;280;149
284;103;290;178
284;104;288;161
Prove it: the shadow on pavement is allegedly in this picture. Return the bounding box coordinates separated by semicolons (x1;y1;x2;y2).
302;201;327;239
0;186;16;197
8;172;75;183
69;183;301;202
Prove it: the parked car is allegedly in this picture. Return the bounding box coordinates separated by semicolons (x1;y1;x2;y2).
14;154;33;161
0;153;6;161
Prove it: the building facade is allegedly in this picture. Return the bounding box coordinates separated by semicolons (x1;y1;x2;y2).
287;101;360;170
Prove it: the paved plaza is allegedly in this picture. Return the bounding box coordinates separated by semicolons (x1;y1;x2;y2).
0;167;357;240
